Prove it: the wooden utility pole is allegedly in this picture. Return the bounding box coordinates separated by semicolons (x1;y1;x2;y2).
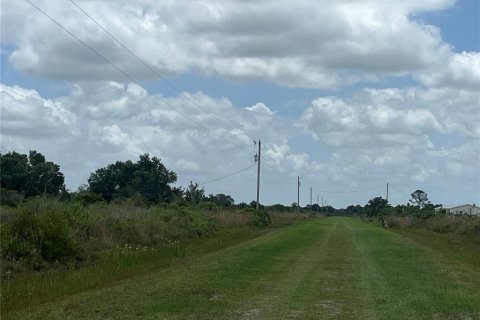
310;187;312;209
256;140;261;210
386;182;389;203
297;176;301;213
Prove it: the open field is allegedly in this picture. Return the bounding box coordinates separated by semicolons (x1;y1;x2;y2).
3;217;480;320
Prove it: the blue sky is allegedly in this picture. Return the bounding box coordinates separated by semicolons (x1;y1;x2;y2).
1;0;479;207
415;0;479;52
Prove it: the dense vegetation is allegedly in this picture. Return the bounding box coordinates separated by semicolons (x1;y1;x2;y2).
0;150;315;275
0;151;66;205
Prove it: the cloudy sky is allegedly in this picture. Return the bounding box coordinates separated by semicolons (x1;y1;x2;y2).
1;0;479;207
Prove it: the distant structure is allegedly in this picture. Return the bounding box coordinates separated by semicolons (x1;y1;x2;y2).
440;204;480;216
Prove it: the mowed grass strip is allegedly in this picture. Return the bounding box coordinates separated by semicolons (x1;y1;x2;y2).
349;218;480;320
5;218;480;320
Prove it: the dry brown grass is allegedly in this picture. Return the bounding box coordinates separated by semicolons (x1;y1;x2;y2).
206;210;320;227
206;210;253;227
384;215;415;228
269;211;314;225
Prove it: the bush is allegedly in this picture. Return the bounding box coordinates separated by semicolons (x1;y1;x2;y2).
1;199;79;268
431;217;455;234
73;191;104;206
429;215;480;238
249;209;271;227
0;189;25;207
0;197;219;272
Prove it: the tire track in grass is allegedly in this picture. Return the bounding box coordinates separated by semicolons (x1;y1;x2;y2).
282;218;368;320
228;218;367;320
226;219;337;320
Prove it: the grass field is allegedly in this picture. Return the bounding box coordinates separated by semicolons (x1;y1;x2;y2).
3;217;480;319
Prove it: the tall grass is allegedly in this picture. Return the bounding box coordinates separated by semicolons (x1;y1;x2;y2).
270;211;313;225
206;210;252;227
0;197;315;314
384;213;480;242
0;227;271;314
0;198;217;272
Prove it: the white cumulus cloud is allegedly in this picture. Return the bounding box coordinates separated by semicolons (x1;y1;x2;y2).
1;0;458;88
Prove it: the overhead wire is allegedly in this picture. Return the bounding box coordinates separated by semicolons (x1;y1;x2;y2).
199;164;257;186
311;184;384;194
25;0;261;192
68;0;249;138
388;184;410;200
262;153;385;195
25;0;229;141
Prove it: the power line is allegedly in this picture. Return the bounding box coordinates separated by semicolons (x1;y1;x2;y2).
25;0;226;140
388;184;410;199
199;164;256;186
262;153;386;195
68;0;247;137
311;185;384;194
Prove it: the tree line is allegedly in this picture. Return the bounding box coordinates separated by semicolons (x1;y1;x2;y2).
0;150;240;209
1;150;437;217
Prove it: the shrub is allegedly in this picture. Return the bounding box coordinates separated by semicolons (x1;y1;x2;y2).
249;209;271;227
431;217;456;234
428;215;480;239
0;189;24;207
1;200;79;268
74;191;104;206
0;197;224;272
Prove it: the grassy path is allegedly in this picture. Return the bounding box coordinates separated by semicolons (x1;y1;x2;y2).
5;217;480;319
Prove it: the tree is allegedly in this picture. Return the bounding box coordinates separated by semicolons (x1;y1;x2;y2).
365;197;388;216
88;154;176;203
26;150;65;196
184;182;205;205
208;193;234;207
171;186;185;203
1;151;29;192
345;205;363;216
236;202;248;209
0;150;65;197
409;190;430;209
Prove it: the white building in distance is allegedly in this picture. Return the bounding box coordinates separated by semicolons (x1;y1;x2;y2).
443;204;480;216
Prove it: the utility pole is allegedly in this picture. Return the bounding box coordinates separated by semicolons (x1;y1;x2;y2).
317;193;319;205
297;176;301;213
256;140;261;210
386;182;389;203
310;187;312;210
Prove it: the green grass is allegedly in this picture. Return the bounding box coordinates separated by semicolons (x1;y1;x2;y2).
1;227;271;314
3;217;480;319
392;227;480;269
